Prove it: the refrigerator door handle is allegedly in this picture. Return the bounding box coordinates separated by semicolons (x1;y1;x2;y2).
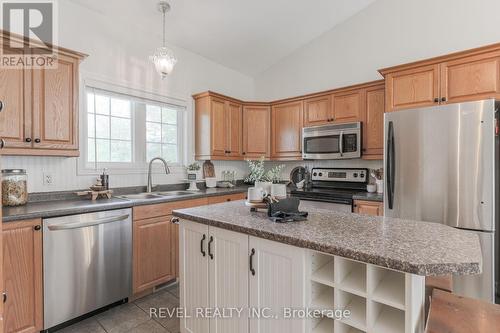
387;121;395;209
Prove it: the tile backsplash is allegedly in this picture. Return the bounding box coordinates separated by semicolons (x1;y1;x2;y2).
1;156;382;193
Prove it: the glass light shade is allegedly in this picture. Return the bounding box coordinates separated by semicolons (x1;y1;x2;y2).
150;46;177;78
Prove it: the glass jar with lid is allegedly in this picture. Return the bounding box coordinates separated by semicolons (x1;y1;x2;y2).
2;169;28;206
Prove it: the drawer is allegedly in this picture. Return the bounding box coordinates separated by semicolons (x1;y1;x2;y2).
133;197;209;221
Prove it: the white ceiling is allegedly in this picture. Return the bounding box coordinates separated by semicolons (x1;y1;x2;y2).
69;0;375;76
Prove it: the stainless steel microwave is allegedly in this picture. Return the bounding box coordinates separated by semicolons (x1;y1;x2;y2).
302;122;361;160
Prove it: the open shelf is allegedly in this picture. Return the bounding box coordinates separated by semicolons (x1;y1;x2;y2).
312;259;335;287
370;301;405;333
311;252;335;287
336;257;366;297
369;266;405;310
337;290;366;331
311;282;334;310
335;321;365;333
312;317;335;333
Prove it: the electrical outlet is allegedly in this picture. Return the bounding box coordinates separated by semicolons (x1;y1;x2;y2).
43;173;54;186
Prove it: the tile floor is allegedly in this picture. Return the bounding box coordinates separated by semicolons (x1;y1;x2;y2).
56;283;180;333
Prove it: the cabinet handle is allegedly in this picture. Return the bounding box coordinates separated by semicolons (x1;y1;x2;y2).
2;292;6;303
441;97;447;102
34;138;41;143
0;100;3;112
250;248;256;276
200;234;206;257
242;152;246;155
434;98;439;103
171;217;180;225
33;225;41;231
25;138;32;143
208;236;214;260
0;139;5;149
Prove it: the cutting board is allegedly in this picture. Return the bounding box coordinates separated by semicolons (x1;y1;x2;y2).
203;160;215;178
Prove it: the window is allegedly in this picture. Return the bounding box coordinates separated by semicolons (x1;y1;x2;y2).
87;93;133;163
83;86;185;172
146;105;178;163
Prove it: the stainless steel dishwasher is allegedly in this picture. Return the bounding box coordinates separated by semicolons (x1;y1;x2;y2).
43;208;132;330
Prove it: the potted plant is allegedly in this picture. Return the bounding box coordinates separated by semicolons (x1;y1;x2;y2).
245;157;271;193
187;163;201;180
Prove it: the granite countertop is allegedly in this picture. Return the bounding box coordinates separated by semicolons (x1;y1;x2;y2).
173;200;482;276
2;186;248;222
352;192;384;202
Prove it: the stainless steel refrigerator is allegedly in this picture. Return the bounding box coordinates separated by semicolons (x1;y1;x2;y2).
384;99;499;303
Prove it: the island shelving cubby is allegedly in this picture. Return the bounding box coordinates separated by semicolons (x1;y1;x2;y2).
307;251;425;333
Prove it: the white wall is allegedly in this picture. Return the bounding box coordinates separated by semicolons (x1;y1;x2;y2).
255;0;500;100
3;0;255;193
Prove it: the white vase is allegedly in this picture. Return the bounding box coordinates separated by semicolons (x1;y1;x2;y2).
376;179;384;194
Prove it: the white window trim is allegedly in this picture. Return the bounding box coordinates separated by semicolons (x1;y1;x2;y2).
77;77;188;176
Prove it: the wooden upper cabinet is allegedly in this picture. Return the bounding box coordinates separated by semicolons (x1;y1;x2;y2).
242;105;270;158
210;98;227;157
440;51;500;104
363;85;385;159
384;64;440;112
0;32;85;156
31;53;79;150
194;93;242;160
380;43;500;112
226;102;242;157
3;219;43;333
303;95;331;126
271;101;303;160
332;90;363;123
0;59;31;149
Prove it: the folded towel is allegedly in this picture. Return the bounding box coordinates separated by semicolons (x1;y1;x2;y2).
267;197;308;223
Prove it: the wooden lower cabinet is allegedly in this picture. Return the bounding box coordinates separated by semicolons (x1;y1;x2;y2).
180;220;305;333
3;219;43;333
353;200;384;216
207;192;246;205
133;215;175;293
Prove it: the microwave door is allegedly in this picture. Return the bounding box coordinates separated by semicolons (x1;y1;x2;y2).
303;134;341;159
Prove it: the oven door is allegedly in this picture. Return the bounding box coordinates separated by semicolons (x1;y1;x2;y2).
302;126;361;160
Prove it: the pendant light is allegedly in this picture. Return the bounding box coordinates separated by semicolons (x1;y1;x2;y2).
150;1;177;78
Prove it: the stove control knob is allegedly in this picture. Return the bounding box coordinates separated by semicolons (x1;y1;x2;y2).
313;172;317;177
353;173;358;178
318;172;323;177
360;173;365;178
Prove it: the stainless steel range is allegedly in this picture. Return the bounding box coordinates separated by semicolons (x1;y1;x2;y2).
291;168;368;212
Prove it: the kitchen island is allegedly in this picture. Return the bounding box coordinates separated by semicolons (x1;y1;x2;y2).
173;200;482;333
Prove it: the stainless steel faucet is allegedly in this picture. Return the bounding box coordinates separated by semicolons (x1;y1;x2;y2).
147;157;170;192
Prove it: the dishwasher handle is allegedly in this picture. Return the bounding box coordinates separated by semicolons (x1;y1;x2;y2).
47;214;130;231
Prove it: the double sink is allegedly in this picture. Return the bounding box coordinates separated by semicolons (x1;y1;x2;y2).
117;190;194;200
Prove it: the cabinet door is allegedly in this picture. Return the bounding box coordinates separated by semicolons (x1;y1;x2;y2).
385;64;440;112
303;95;331;126
133;216;174;293
249;237;306;333
3;219;43;333
226;102;242;158
172;222;179;278
332;90;363;123
271;101;303;159
242;105;270;158
31;54;79;150
0;59;31;149
363;85;385;158
210;98;227;157
441;53;500;104
209;227;249;333
353;200;383;216
180;220;209;333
